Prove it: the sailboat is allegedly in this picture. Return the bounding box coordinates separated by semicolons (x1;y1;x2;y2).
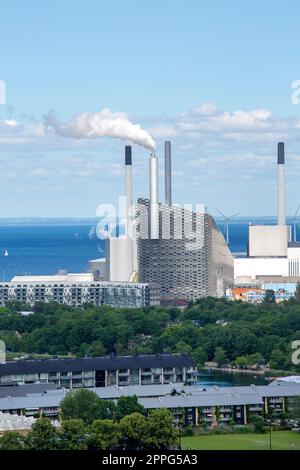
4;249;8;257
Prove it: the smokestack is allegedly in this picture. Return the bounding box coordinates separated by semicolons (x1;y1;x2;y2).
165;141;172;206
150;153;159;239
277;142;286;226
125;146;132;220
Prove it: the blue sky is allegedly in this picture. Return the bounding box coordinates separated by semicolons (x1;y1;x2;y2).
1;0;300;217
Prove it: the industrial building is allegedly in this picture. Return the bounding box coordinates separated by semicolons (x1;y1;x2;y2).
137;199;234;303
0;380;299;428
0;354;197;388
0;273;160;309
234;142;300;285
101;142;234;304
136;142;234;304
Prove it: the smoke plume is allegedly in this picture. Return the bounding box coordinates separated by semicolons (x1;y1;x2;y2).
44;108;155;150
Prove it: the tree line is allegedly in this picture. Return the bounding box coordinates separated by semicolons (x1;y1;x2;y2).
1;296;300;371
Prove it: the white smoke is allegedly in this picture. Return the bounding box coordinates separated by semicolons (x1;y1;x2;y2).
44;108;156;150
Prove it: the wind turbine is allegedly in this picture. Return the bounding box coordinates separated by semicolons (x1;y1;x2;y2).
293;204;300;242
216;209;240;245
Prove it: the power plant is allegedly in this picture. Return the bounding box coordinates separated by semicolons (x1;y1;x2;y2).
103;140;234;305
234;142;300;286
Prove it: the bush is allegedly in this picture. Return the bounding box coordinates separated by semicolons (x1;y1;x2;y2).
250;415;266;434
182;425;194;437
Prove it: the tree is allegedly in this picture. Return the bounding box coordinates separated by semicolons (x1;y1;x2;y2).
214;346;228;367
88;419;121;450
58;419;87;450
191;346;208;366
250;415;265;434
26;418;58;450
115;396;145;421
0;431;25;450
60;389;116;425
294;283;300;303
264;290;276;304
269;349;287;370
119;412;148;448
146;409;178;450
235;355;250;368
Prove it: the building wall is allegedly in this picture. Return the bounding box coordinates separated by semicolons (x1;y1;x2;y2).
0;365;197;388
137;200;233;303
234;257;289;280
106;237;133;282
249;225;290;257
0;281;158;309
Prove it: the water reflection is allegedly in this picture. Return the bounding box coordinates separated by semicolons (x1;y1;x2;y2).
197;369;267;387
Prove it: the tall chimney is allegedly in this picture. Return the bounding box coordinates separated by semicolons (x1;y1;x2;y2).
164;141;172;206
125;146;132;221
149;153;159;239
277;142;286;226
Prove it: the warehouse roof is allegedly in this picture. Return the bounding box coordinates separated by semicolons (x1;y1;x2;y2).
0;354;195;375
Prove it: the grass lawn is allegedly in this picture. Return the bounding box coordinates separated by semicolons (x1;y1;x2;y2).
182;431;300;450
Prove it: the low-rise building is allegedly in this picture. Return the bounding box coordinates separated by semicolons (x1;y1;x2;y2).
0;273;160;308
0;354;197;389
0;382;299;428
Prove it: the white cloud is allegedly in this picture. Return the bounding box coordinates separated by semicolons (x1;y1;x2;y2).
2;102;300;216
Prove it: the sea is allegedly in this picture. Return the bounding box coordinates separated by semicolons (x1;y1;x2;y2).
0;217;298;282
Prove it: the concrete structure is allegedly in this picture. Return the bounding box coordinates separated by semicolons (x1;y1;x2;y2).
149;153;159;239
105;237;133;282
1;382;300;428
137;200;234;303
235;257;289;280
106;146;134;282
164;141;172;206
234;142;300;284
0;354;197;389
0;273;159;308
248;225;290;258
88;258;107;280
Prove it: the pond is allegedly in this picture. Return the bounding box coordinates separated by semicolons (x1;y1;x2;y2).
197;368;268;387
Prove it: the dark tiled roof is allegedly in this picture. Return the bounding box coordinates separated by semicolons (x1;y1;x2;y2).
0;354;195;375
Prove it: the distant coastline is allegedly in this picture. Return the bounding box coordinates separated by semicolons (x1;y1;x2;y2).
0;215;297;227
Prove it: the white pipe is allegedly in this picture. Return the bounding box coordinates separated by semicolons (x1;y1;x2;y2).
150;153;159;239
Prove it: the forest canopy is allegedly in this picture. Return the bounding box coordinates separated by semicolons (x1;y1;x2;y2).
0;297;300;372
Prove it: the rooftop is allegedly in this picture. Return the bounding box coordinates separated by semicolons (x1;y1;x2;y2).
10;273;94;283
0;354;195;375
1;382;300;412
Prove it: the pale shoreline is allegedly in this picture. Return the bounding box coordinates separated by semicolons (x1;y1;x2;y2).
203;366;267;376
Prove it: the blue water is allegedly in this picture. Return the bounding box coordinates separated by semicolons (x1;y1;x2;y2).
0;220;298;281
0;225;105;281
197;369;267;387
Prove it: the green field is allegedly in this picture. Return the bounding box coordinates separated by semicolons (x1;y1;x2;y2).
182;431;300;450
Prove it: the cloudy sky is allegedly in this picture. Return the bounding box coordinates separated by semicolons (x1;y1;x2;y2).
1;0;300;218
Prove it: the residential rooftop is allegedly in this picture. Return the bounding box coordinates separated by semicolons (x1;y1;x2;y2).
0;354;195;375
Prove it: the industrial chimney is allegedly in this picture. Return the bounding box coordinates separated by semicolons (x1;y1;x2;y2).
125;145;132;223
164;141;172;206
277;142;286;226
149;153;159;239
